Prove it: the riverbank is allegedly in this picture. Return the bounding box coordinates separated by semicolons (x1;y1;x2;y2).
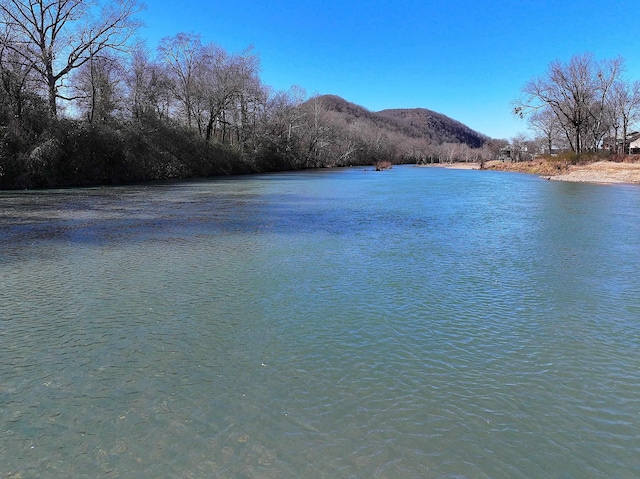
451;158;640;185
419;162;481;170
543;161;640;184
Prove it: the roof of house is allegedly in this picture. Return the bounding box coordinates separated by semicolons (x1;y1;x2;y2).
627;131;640;142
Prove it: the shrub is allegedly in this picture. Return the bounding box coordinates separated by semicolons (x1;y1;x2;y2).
375;160;393;171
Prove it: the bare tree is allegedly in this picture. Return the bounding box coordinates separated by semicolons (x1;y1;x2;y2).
0;0;142;117
441;142;460;163
257;85;307;161
586;57;623;151
158;32;202;128
227;47;263;149
126;45;172;121
299;95;331;167
192;43;233;142
510;134;533;162
608;79;640;154
189;43;263;145
71;50;124;123
515;53;623;154
528;106;562;154
0;27;40;128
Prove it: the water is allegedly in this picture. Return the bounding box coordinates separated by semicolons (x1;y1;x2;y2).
1;166;640;478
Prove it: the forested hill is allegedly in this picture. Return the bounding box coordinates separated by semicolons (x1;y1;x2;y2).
376;108;488;148
315;95;488;148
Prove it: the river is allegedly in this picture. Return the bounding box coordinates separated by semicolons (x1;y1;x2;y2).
1;165;639;478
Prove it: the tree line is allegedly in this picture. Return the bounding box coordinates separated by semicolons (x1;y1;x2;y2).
514;53;640;156
0;0;494;189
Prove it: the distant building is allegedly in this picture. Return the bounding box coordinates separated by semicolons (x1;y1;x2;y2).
499;143;534;162
603;131;640;154
628;132;640;154
498;145;512;161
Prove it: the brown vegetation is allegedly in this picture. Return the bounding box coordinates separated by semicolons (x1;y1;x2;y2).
310;95;490;167
375;161;393;171
485;155;640;184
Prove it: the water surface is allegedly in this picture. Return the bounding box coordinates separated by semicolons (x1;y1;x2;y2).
1;166;640;478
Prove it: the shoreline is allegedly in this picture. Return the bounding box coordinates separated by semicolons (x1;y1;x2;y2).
543;161;640;184
418;162;481;170
431;160;640;185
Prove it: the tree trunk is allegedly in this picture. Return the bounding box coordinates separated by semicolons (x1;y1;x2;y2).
206;117;213;142
47;73;57;117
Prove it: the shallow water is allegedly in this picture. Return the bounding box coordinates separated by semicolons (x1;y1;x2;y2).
1;166;640;478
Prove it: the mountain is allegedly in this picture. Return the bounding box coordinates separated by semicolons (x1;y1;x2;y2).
376;108;488;148
316;95;489;148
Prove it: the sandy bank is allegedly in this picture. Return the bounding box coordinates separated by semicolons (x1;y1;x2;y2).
545;161;640;184
422;160;640;184
483;158;640;185
419;162;481;170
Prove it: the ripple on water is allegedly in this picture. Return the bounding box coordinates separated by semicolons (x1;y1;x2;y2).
1;168;640;477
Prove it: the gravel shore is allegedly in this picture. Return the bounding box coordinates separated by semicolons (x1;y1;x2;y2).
545;161;640;184
429;160;640;184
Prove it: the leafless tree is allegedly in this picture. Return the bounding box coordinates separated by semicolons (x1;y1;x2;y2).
607;79;640;154
440;142;460;163
158;32;202;128
510;133;538;162
192;43;234;142
260;85;307;157
0;27;40;128
222;47;263;149
125;45;172;121
515;53;623;154
0;0;142;117
586;57;623;151
528;106;562;154
71;50;124;123
299;95;331;167
158;35;264;148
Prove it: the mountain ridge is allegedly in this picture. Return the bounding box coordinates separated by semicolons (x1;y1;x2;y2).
315;94;489;147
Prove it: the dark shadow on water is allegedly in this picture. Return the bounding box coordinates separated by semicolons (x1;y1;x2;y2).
0;169;434;265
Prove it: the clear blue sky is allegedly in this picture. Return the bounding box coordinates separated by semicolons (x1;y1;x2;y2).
139;0;640;140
